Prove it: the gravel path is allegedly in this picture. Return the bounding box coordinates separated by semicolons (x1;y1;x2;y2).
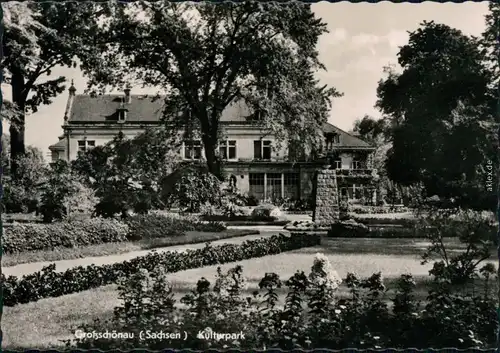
3;231;278;278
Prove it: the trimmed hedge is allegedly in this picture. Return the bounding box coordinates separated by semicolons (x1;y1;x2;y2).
352;217;417;226
3;214;228;254
2;233;320;306
125;213;226;240
328;222;487;239
201;214;278;222
3;219;130;254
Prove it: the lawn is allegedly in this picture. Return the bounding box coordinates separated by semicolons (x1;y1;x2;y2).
3;236;496;350
2;229;259;267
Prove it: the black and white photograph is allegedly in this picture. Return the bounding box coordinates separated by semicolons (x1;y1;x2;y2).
0;1;498;350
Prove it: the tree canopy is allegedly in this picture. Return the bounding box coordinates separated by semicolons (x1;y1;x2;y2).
376;21;496;211
2;2;107;177
80;1;341;178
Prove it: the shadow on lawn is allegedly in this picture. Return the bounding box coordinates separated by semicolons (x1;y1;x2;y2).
291;236;496;258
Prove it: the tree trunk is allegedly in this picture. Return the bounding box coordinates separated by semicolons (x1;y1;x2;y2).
10;70;26;179
200;124;223;180
203;137;223;180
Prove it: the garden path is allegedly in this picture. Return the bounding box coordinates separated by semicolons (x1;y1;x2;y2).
3;230;281;278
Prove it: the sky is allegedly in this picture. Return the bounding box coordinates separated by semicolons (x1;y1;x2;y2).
1;1;490;158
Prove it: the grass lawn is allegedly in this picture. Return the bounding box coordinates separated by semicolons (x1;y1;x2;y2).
3;236;497;350
2;229;259;267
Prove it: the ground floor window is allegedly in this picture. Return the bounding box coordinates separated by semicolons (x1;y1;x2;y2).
249;173;265;200
248;172;300;201
284;172;300;199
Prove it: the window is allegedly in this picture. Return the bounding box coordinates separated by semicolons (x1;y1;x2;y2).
77;140;95;152
254;140;272;160
249;173;265;200
284;173;300;199
326;134;340;149
219;140;237;160
266;173;282;200
117;109;127;122
333;159;342;169
184;140;202;160
351;160;363;169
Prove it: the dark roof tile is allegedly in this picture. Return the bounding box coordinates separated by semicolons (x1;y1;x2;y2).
68;94;372;148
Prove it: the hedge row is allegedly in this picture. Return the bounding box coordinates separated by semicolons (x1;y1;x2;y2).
3;219;130;254
2;233;320;306
3;214;227;254
125;213;225;240
328;222;496;239
352;217;417;226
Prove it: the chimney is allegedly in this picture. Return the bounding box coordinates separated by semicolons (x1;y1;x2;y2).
64;80;76;124
68;79;76;96
124;86;131;103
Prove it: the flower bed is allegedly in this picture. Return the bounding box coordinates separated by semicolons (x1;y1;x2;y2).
2;233;320;307
70;256;496;350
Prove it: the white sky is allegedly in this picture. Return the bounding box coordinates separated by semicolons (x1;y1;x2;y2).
1;2;490;156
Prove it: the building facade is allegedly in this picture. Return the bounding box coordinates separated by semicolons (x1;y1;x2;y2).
49;84;377;203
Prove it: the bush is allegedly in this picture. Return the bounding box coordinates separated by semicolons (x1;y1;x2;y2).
285;220;331;231
3;218;130;254
164;164;222;213
251;204;284;221
282;198;313;212
420;208;496;285
349;205;410;214
68;256;497;350
39;160;87;223
63;181;99;221
125;213;226;241
3;233;320;306
2;182;40;214
352;217;417;227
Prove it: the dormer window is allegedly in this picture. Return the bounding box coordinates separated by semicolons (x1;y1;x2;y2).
325;133;340;150
117;108;128;122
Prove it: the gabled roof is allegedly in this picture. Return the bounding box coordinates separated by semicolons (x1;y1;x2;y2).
48;138;66;150
66;94;373;148
322;122;374;148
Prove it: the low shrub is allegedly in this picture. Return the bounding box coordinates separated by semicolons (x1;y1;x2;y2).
164;165;222;212
201;214;281;223
420;208;496;285
68;256;497;350
349;205;410;214
284;220;331;231
125;213;226;241
352;217;417;227
2;233;320;306
3;218;130;254
282;198;313;212
251;204;284;221
224;193;259;207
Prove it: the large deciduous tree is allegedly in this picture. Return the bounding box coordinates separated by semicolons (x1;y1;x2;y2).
2;2;107;178
80;1;341;179
376;21;496;211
